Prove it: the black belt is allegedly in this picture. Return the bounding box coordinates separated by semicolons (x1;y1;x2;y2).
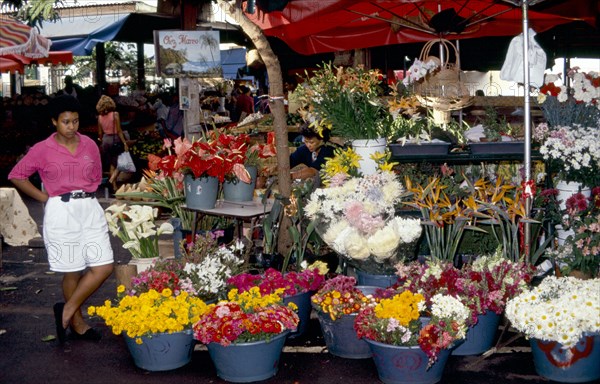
60;191;96;202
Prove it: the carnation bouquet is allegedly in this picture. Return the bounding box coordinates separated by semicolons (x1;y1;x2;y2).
537;68;600;128
193;287;299;346
305;171;422;274
88;286;209;344
547;187;600;278
104;203;174;259
227;266;325;297
395;256;535;326
505;276;600;348
354;289;469;366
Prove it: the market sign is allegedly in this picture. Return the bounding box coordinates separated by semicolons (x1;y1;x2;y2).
154;30;222;78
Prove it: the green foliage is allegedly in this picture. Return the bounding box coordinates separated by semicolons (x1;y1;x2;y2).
1;0;62;27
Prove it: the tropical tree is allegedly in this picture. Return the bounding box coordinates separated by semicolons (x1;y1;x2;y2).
1;0;63;27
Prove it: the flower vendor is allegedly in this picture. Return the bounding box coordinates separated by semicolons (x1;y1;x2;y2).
290;123;337;181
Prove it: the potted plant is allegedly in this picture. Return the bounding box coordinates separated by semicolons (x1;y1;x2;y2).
354;289;469;384
104;203;174;273
505;276;600;383
294;63;391;175
228;264;326;337
88;286;208;371
311;275;379;359
305;170;422;282
193;287;299;383
468;106;524;155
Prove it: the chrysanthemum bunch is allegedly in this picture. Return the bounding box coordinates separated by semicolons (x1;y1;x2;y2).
311;275;376;321
305;171;422;273
354;290;468;366
193;287;299;346
88;286;208;344
505;276;600;347
537;125;600;187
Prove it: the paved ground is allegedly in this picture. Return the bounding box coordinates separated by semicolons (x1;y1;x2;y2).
0;193;582;384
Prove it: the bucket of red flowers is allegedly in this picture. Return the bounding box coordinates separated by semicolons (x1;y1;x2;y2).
193;287;299;383
227;265;326;338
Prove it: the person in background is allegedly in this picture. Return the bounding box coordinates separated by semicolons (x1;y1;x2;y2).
234;85;254;122
62;75;83;100
151;94;170;138
164;94;184;138
96;95;129;191
290;123;336;181
8;95;114;344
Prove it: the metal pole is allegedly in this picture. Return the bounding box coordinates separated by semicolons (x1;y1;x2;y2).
522;0;532;263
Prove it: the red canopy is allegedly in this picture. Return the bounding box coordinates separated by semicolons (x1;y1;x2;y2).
0;51;73;73
245;0;586;55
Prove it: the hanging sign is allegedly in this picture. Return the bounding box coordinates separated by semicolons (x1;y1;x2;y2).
154;30;222;78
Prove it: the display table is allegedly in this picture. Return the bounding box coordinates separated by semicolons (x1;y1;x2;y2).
183;198;274;241
0;188;40;246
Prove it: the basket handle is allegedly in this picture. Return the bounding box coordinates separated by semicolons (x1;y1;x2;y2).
418;39;460;69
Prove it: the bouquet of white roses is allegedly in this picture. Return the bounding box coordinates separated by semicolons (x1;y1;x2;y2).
305;171;422;273
105;204;174;259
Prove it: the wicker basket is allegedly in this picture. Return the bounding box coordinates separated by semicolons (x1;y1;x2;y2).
414;39;473;119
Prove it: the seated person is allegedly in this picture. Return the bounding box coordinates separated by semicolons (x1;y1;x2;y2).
290;123;336;180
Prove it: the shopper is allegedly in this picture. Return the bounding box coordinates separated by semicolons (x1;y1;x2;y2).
96;95;129;191
8;95;114;344
234;85;255;122
290;123;336;181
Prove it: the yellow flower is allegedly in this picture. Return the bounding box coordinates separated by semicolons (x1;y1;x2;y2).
117;285;126;294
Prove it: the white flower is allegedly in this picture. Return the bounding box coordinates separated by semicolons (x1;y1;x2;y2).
506;276;600;347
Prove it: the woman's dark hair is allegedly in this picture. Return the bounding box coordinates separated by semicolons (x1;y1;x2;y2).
300;122;329;142
49;95;81;120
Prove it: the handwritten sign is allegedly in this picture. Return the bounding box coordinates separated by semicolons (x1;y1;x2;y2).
154;30;222;78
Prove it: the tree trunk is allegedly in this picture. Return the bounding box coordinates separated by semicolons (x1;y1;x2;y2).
217;0;292;256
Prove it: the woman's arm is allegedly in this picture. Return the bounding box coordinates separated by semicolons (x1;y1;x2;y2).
114;112;129;151
97;117;103;142
10;178;48;203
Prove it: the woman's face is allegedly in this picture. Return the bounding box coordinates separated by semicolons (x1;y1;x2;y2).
52;111;80;140
304;137;324;152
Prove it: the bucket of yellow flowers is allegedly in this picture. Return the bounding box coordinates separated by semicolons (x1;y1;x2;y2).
88;285;209;371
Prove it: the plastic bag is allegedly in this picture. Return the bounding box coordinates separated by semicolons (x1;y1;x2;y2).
117;151;136;173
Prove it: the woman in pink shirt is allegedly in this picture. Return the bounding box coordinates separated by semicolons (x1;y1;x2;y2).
8;95;114;344
96;95;129;191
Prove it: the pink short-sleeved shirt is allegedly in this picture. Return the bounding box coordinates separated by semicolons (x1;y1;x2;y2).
8;132;102;197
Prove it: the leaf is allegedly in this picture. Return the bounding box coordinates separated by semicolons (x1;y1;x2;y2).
41;335;56;342
0;287;17;291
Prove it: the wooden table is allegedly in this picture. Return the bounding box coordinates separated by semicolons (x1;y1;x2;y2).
183;198;274;241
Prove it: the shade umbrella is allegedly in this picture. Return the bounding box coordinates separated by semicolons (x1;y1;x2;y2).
0;51;73;73
245;0;583;55
0;17;52;58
